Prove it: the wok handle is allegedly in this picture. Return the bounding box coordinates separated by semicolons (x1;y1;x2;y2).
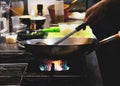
54;22;88;45
99;31;120;44
84;31;120;56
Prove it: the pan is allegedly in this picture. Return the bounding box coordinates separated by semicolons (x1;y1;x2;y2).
20;38;97;59
19;22;93;58
19;22;120;59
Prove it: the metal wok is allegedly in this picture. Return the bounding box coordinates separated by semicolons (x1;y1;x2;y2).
19;21;120;59
19;22;92;59
20;38;97;59
20;30;120;59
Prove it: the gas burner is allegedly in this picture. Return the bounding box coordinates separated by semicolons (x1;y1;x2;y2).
39;60;70;71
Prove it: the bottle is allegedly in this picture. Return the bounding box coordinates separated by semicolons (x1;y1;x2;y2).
37;4;43;16
55;0;64;23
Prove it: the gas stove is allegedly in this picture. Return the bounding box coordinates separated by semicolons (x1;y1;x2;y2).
0;43;103;86
23;55;88;86
0;53;88;86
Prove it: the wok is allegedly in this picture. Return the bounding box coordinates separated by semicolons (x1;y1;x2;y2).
19;22;120;59
20;38;97;59
20;30;120;59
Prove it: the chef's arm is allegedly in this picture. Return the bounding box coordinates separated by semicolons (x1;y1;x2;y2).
84;0;120;26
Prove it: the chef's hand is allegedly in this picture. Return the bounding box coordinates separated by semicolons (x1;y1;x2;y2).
84;0;109;28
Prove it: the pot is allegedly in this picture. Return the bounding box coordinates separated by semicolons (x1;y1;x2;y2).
48;4;70;22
